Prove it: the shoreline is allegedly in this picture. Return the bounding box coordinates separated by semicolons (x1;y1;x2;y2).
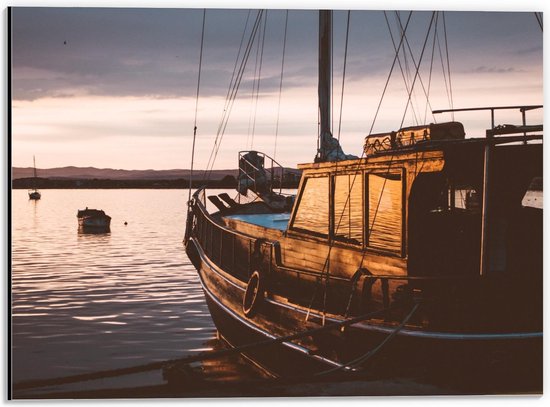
11;178;300;190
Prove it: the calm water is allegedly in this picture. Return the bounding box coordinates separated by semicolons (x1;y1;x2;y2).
10;187;542;393
11;188;219;389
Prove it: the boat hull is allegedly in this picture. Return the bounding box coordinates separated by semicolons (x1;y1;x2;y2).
78;217;110;228
186;236;542;392
77;216;111;232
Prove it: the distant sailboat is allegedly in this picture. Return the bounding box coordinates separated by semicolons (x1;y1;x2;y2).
28;156;41;200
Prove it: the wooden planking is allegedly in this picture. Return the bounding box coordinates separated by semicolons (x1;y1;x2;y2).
279;237;407;277
297;150;445;171
216;153;446;280
221;212;407;278
222;217;284;241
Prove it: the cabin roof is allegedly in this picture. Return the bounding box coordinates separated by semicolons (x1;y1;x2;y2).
298;136;542;172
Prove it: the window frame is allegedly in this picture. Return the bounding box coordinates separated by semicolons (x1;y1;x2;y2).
331;172;364;246
365;168;406;257
288;173;331;239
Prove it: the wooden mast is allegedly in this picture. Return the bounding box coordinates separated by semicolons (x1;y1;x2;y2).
316;11;354;162
317;10;332;160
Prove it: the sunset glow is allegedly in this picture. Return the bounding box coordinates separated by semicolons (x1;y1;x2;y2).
10;6;543;170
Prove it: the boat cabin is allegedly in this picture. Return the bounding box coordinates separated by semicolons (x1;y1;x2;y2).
286;122;542;280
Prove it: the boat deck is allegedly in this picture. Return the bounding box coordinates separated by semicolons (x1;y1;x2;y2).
224;213;290;231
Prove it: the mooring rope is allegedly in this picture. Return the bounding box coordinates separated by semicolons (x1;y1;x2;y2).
316;303;420;376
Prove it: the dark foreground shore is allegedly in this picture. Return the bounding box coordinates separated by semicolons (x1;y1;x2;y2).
14;347;540;400
16;378;453;399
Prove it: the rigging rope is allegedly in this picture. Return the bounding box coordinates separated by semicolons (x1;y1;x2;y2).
309;11;441;326
336;10;351;142
203;10;254;180
423;12;438;124
219;10;252;138
321;15;411;298
368;11;413;135
435;15;453;120
389;11;440;126
442;12;454;120
247;15;263;149
342;13;438;310
385;11;419;125
398;12;436;129
331;10;334;134
203;10;264;182
250;10;269;150
316;10;353;324
273;10;289;160
188;9;206;204
312;12;440;321
306;12;413;322
396;12;420;125
535;12;543;32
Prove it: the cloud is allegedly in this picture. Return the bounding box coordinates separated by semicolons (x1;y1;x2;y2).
470;66;525;74
11;8;323;101
516;45;543;55
10;8;543;171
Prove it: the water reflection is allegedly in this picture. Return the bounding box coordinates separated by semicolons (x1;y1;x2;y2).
77;228;111;236
11;189;220;388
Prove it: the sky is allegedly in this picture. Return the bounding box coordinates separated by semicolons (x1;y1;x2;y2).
8;1;544;171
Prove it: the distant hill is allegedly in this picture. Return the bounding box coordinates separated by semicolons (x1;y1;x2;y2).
11;165;303;189
11;166;240;181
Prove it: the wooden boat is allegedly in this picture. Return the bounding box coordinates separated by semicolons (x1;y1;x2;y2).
77;208;111;232
28;156;41;200
184;11;542;391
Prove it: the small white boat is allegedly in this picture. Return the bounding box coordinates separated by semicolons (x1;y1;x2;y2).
77;207;111;231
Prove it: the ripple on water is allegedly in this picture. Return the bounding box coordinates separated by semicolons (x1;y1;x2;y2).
11;189;218;384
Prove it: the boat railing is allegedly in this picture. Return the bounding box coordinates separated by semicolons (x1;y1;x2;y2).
190;187;276;281
196;187;207;207
189;186;494;312
434;105;542;277
433;104;543;141
238;151;290;196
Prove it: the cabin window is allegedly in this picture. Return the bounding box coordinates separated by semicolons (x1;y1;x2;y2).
333;174;363;245
367;172;403;253
291;176;329;237
454;187;481;212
